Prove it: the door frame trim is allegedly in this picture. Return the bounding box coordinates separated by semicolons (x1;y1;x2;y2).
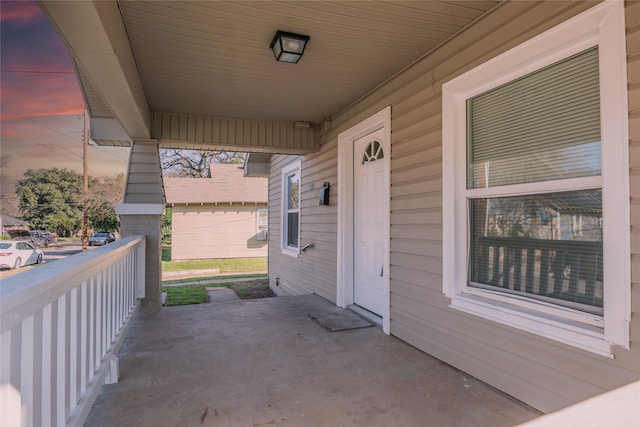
337;106;391;334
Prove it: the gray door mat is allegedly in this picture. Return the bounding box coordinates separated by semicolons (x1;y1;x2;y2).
308;306;373;332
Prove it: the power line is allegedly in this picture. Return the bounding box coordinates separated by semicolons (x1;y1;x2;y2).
37;143;82;160
1;69;75;74
90;145;130;162
17;115;130;162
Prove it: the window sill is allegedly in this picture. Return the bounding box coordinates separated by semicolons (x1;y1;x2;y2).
281;247;299;258
449;293;614;359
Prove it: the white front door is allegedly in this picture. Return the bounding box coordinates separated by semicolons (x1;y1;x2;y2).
353;127;387;315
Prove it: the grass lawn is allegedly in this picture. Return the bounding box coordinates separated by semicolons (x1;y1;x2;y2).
160;248;269;306
162;256;267;273
162;285;208;306
162;273;266;286
57;237;79;242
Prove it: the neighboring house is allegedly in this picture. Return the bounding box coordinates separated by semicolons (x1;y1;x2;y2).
0;214;30;238
164;164;267;260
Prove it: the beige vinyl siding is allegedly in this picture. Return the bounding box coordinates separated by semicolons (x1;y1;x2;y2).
628;0;640;351
268;0;640;414
151;113;319;154
171;204;267;260
388;0;639;413
268;145;338;301
123;141;164;204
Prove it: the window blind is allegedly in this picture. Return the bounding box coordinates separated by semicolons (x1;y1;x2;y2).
467;47;601;189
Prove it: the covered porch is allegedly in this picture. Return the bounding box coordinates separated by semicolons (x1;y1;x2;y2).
84;293;539;426
4;1;638;425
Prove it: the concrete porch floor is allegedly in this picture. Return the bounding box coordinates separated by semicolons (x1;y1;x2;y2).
85;294;541;427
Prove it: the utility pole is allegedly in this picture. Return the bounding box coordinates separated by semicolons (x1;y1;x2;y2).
82;109;89;251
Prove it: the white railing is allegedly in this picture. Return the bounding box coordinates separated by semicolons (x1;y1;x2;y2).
0;236;145;427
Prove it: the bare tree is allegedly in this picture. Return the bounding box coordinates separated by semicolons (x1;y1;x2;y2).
0;192;21;217
159;149;247;177
86;174;126;231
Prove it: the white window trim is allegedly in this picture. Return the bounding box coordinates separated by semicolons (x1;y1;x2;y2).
281;158;301;257
257;208;268;230
442;0;629;358
337;106;391;334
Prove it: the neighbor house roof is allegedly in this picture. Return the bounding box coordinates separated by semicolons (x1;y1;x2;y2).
164;164;267;205
0;214;30;228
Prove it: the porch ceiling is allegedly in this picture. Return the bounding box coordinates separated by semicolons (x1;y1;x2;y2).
38;0;500;151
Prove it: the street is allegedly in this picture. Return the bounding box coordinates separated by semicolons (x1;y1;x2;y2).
42;240;92;262
0;240;97;280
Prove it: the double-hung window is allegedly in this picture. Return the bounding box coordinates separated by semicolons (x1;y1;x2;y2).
442;1;629;357
257;208;268;230
281;159;301;256
256;208;268;241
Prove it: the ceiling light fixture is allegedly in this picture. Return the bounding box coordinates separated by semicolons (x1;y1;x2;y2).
270;30;310;64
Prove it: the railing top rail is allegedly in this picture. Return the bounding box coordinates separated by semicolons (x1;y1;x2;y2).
0;235;145;333
477;236;602;250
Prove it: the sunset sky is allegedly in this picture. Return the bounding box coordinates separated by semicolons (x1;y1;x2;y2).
0;0;130;195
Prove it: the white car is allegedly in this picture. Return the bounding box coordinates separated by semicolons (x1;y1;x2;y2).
0;240;44;270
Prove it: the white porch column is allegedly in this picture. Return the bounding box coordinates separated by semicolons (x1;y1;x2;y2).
116;140;165;312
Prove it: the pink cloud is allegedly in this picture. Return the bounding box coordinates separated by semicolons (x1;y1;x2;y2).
1;1;82;121
1;128;19;138
0;1;41;24
1;71;83;120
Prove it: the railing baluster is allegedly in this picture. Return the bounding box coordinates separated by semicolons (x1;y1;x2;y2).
567;252;580;302
0;331;10;386
513;247;522;292
1;330;18;427
525;248;535;294
32;311;44;427
56;294;67;426
584;252;597;304
503;245;512;289
96;272;103;371
103;270;112;349
21;316;34;427
551;250;564;297
491;246;501;286
478;242;489;283
89;277;95;384
80;281;88;394
539;249;550;295
41;304;53;426
69;287;78;416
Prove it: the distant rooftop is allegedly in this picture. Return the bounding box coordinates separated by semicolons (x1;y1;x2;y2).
0;214;29;228
164;164;267;205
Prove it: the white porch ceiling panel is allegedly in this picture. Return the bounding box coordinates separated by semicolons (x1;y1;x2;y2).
39;0;500;150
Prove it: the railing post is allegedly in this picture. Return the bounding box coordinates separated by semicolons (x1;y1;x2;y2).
117;211;161;311
115;140;165;313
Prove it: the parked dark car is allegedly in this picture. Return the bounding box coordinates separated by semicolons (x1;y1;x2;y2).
88;232;116;246
29;230;53;247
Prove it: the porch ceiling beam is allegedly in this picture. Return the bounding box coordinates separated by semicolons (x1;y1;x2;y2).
38;0;151;140
151;112;319;155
